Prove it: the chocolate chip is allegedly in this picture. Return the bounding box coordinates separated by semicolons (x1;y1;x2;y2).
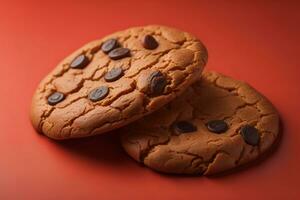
70;54;90;69
240;125;260;146
104;67;124;82
101;39;119;54
48;92;65;105
207;120;229;134
148;71;167;96
108;47;130;60
88;86;109;102
173;121;197;134
142;35;159;50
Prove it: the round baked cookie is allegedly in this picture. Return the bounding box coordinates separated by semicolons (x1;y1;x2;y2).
120;71;279;175
30;25;208;140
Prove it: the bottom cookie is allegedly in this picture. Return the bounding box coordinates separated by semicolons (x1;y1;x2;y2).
120;71;280;175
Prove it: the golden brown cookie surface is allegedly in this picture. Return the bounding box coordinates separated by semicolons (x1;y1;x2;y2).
120;71;280;175
30;25;207;139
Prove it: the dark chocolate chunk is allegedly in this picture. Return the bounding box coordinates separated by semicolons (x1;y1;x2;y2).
108;47;130;60
104;67;124;82
142;35;159;50
88;86;109;102
47;92;65;105
207;120;229;134
70;54;90;69
101;39;119;54
240;125;260;146
148;71;167;96
173;121;197;134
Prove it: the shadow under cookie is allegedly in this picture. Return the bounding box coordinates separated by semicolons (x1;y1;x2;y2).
53;132;126;166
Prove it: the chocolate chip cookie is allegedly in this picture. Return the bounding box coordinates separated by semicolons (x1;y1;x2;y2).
30;25;208;139
120;71;280;175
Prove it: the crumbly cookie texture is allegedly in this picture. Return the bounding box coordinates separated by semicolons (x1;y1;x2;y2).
120;71;279;175
30;25;208;140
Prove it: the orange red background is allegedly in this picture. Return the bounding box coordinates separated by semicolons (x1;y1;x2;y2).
0;1;299;199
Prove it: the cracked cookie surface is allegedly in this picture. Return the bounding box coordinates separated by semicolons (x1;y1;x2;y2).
30;25;207;139
120;71;280;175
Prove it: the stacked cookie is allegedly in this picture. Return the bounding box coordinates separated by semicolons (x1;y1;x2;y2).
31;25;279;175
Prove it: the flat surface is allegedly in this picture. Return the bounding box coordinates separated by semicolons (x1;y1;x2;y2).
0;1;299;199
